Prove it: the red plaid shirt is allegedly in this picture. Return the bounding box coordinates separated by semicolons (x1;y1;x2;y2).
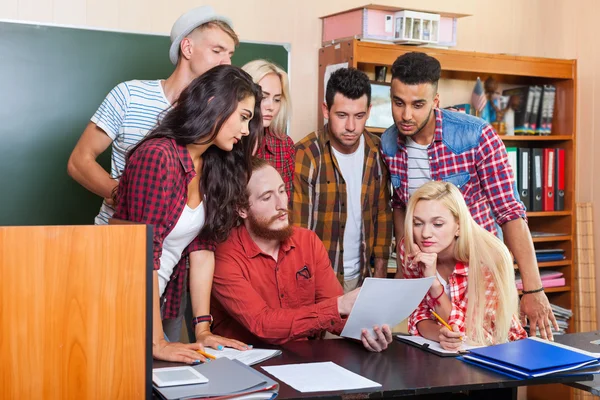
398;239;527;343
114;138;215;319
255;128;295;200
381;109;526;234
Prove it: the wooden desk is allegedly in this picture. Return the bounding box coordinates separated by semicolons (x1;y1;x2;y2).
154;338;592;399
555;331;600;396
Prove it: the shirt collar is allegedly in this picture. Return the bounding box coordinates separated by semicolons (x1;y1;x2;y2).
453;261;469;277
262;128;277;155
239;224;296;259
433;108;443;142
170;138;195;174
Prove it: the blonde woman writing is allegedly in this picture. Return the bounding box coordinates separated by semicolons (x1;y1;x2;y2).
399;181;526;350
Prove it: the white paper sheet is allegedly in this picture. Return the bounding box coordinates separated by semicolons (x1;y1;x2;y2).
262;362;381;393
396;335;482;355
203;348;281;366
341;276;435;340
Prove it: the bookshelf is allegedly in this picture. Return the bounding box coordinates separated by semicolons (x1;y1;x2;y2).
320;40;577;400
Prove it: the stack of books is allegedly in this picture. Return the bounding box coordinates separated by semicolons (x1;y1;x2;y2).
516;270;565;290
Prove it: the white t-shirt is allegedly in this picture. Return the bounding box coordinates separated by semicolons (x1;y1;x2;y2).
436;270;452;299
158;203;206;296
406;136;432;196
331;135;365;280
91;80;171;224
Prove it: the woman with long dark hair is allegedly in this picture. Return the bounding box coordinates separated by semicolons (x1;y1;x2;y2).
113;65;263;364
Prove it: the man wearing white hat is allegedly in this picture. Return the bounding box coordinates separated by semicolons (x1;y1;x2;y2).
68;5;238;226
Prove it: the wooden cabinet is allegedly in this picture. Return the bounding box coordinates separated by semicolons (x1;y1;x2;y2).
319;39;577;400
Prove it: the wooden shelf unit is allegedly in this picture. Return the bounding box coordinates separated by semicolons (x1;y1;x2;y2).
322;41;577;400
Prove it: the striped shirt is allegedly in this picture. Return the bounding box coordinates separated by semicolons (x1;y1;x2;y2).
381;109;526;235
293;127;393;284
406;137;431;195
91;80;171;224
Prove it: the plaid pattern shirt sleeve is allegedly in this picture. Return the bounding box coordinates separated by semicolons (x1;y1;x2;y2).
256;131;296;201
379;145;406;210
371;150;393;260
476;125;527;226
114;142;172;271
113;138;212;319
292;143;314;230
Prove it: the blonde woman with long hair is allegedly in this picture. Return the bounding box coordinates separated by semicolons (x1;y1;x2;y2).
400;181;526;350
242;59;295;199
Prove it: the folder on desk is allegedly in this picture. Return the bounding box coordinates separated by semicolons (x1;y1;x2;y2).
531;148;544;211
555;148;565;211
154;357;279;400
460;338;599;379
517;148;531;209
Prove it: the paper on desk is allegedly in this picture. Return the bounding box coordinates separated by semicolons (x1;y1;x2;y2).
341;276;435;340
262;362;380;392
397;335;482;354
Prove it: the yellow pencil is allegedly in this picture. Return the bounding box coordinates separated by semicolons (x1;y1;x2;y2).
431;310;463;340
196;349;217;361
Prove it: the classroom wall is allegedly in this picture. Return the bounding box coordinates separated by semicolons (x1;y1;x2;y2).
2;0;599;317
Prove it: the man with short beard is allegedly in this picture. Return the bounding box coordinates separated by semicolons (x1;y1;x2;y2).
210;158;393;352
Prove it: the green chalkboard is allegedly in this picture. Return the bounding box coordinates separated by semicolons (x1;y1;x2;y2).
0;21;289;226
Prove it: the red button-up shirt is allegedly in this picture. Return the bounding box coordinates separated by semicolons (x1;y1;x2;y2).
255;129;295;201
114;137;214;319
211;225;346;345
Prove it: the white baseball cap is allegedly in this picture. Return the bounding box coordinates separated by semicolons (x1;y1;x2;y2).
169;5;234;65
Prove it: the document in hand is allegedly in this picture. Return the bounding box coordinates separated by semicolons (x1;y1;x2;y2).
340;276;436;340
204;347;282;366
459;337;599;378
154;357;279;400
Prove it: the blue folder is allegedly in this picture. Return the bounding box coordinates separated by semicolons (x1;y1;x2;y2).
460;338;598;378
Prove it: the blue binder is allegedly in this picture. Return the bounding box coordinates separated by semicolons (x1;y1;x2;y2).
460;338;598;378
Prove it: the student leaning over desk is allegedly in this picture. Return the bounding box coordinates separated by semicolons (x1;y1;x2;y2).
399;181;527;351
113;65;262;364
242;60;295;201
210;158;393;352
68;5;238;225
380;52;558;340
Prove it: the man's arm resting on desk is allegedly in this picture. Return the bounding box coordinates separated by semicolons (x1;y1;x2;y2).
502;218;559;340
67;122;118;202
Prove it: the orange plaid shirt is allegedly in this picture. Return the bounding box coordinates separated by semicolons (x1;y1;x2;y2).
398;239;527;344
293;126;393;284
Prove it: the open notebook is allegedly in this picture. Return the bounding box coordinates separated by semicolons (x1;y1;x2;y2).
204;347;282;366
396;335;483;357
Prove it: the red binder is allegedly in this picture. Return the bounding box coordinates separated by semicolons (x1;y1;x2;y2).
554;148;565;211
543;148;555;211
